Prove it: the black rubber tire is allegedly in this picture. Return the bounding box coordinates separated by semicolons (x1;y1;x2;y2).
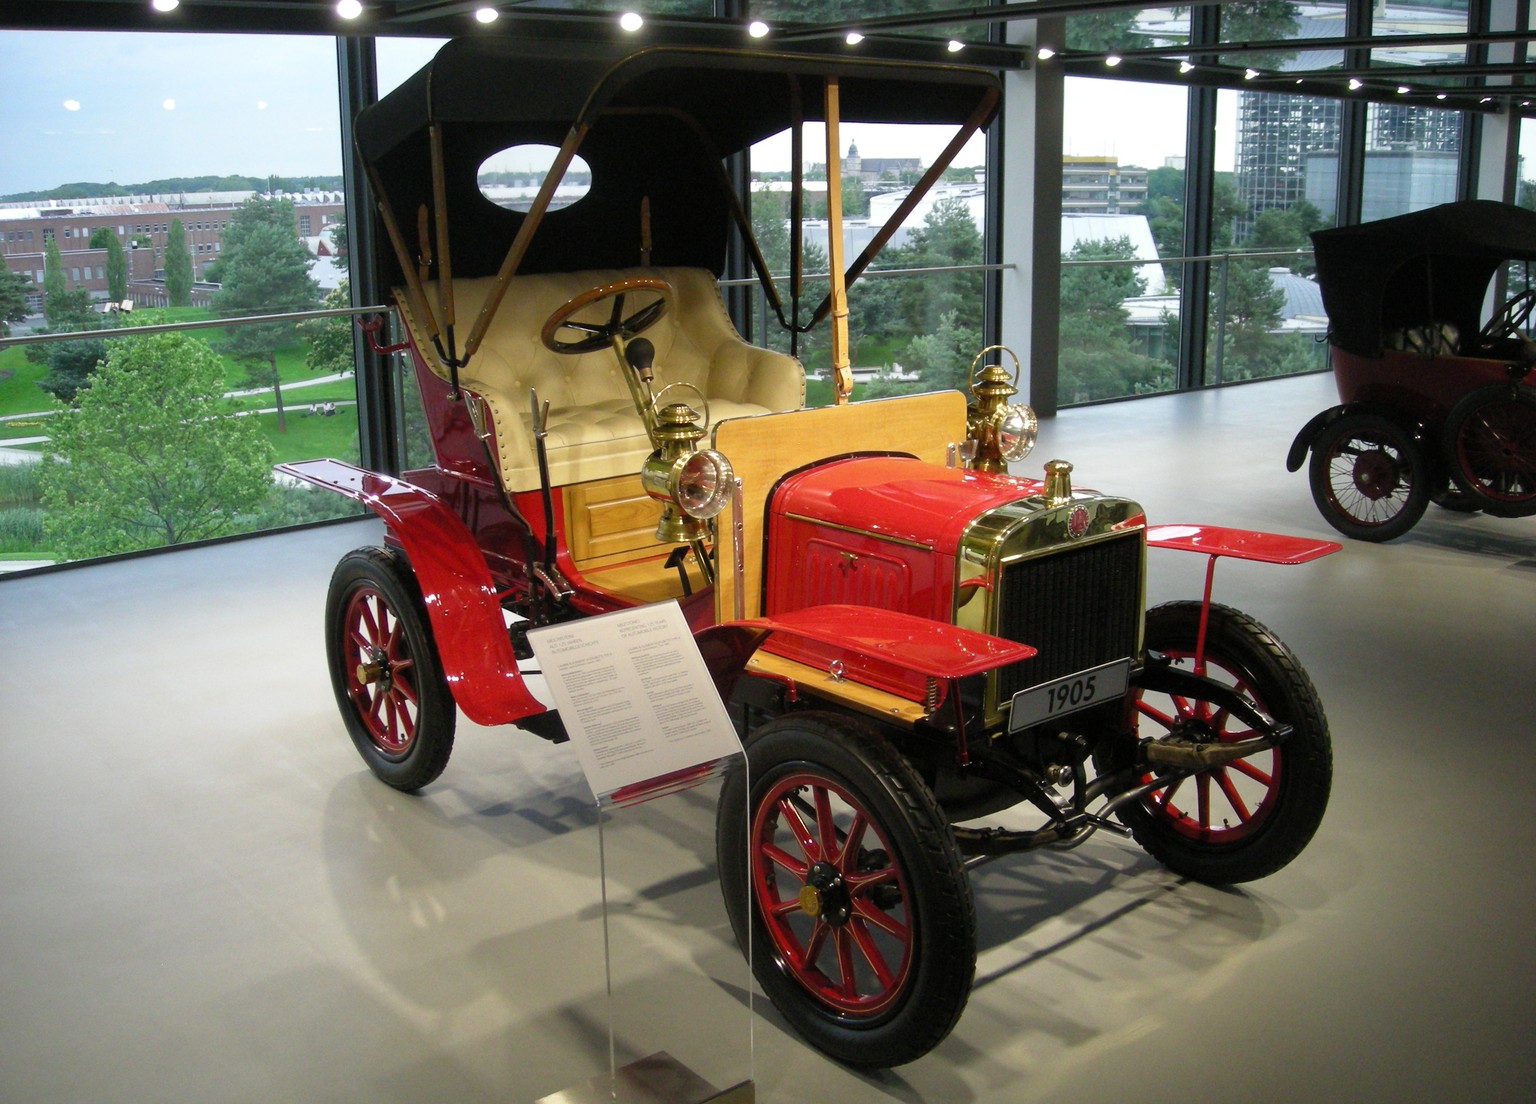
1307;412;1430;541
1429;482;1481;513
324;546;456;792
717;712;975;1069
1443;383;1536;518
1103;602;1332;885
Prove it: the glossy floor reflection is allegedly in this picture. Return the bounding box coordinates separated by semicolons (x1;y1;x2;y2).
2;372;1533;1103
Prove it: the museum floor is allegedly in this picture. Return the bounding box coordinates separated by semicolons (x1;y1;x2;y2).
3;370;1534;1104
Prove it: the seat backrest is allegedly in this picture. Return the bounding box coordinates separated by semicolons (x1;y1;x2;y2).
398;266;804;490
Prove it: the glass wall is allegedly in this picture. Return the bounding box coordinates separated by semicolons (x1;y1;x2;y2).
746;120;988;405
0;31;361;571
1057;77;1187;403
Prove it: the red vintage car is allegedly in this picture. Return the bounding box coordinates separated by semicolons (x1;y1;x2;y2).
1289;200;1536;540
283;37;1338;1068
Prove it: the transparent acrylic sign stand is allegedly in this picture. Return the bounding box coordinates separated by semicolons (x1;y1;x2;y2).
529;603;754;1104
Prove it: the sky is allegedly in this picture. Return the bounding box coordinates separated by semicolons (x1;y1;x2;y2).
3;30;1530;197
0;32;344;195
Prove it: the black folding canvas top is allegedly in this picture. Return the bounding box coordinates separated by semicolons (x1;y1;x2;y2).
356;37;1002;282
1312;200;1536;356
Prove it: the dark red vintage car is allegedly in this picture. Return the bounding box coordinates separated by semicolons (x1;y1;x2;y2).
283;37;1338;1068
1289;200;1536;540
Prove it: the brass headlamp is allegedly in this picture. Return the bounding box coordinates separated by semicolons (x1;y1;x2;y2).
639;390;734;544
964;345;1038;473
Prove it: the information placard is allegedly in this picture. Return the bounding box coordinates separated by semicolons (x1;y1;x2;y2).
528;602;743;806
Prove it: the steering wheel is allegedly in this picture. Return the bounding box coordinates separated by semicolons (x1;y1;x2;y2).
540;276;674;355
1479;287;1536;345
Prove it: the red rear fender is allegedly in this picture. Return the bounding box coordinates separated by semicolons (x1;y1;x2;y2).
277;459;546;726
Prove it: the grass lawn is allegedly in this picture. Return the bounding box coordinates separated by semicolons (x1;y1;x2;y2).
0;347;65;418
256;405;359;465
230;375;357;413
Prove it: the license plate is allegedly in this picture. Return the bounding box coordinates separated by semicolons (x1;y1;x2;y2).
1008;659;1131;732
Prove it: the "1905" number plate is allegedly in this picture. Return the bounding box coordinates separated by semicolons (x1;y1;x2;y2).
1008;659;1131;732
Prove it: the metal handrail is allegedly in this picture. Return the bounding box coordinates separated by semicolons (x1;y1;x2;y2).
1062;248;1314;269
720;261;1014;286
0;304;392;351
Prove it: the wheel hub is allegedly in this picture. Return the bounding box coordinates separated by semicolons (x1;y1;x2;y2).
356;646;391;690
1352;449;1399;500
799;861;852;926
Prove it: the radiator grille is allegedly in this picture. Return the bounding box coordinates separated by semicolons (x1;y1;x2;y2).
995;534;1142;700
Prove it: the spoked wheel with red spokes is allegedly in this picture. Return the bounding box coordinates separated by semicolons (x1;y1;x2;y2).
717;713;975;1069
1308;412;1430;541
1102;602;1332;885
324;546;456;792
1443;383;1536;517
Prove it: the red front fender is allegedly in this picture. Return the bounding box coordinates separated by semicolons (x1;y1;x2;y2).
278;459;546;726
694;604;1036;707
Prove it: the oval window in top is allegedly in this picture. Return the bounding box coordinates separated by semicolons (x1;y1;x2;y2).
477;144;592;213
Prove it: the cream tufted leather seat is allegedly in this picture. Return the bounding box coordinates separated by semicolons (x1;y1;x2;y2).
403;267;805;492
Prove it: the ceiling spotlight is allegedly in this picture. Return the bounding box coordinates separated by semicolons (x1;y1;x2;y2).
1348;78;1363;91
1105;54;1121;67
1244;68;1259;80
619;11;643;32
846;31;864;45
947;40;965;53
151;0;179;11
1036;46;1056;61
475;7;498;23
748;20;769;38
1480;96;1493;104
1178;60;1194;74
1436;93;1447;100
336;0;363;18
1397;85;1410;94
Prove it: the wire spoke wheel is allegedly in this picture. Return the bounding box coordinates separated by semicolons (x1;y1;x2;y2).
1309;412;1429;540
325;547;455;792
1445;384;1536;517
1100;603;1332;885
718;713;975;1068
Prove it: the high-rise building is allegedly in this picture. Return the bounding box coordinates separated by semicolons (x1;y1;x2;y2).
1061;156;1149;215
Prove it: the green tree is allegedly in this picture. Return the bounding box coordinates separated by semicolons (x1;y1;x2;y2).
42;236;68;324
1219;1;1302;69
890;197;984;337
0;268;32;335
1058;237;1171;402
297;280;355;376
327;212;348;265
1210;256;1290;381
898;309;981;393
38;331;275;560
212;196;319;432
164;218;193;307
103;235;128;304
36;338;109;404
751;187;830;365
1245;202;1325;274
1066;11;1139;51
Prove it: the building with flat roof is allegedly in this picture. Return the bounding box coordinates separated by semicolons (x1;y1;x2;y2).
1061;156;1149;216
1;193;343;311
